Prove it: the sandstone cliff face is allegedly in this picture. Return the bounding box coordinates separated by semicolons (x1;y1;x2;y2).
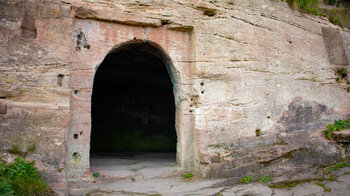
0;0;349;184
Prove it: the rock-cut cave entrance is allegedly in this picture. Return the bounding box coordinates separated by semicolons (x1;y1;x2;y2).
90;41;176;178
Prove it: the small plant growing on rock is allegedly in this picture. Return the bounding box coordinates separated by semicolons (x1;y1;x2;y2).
322;118;350;139
322;124;337;139
9;143;20;155
269;179;313;188
27;143;36;154
286;0;319;15
241;176;253;184
327;161;350;171
183;173;193;179
0;157;53;195
315;182;331;192
255;129;262;137
336;68;348;82
335;68;350;92
92;172;100;179
259;174;273;183
9;142;37;157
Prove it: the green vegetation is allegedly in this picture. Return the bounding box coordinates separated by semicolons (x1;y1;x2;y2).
322;118;350;139
269;179;313;188
315;182;331;192
92;172;100;179
241;176;253;184
336;68;348;82
325;8;350;28
271;159;350;190
27;143;36;154
283;0;350;28
318;176;325;182
326;175;337;181
256;129;262;137
183;173;193;178
0;157;54;196
9;144;21;156
286;0;319;15
329;14;342;25
327;161;350;171
0;178;14;196
335;68;350;92
327;0;337;6
260;174;273;183
322;124;337;139
9;142;37;157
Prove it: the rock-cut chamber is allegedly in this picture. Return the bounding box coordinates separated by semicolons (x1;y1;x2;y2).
90;42;176;155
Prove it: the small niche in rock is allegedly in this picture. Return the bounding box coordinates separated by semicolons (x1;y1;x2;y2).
161;20;170;25
72;152;81;164
203;9;216;17
57;74;64;87
74;134;78;139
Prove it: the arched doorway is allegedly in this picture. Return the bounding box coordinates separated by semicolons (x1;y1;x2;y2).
66;23;195;182
89;40;177;176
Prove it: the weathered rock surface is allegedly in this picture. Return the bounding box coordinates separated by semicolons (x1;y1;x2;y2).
332;129;350;143
59;155;350;196
0;0;350;184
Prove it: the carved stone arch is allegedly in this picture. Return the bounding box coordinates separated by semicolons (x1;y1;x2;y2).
66;21;195;182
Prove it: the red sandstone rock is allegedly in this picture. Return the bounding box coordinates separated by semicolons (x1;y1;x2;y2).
332;129;350;143
0;0;350;184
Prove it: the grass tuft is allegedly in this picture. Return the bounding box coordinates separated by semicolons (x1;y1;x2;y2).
315;182;331;192
183;173;193;179
241;176;253;184
322;118;350;139
9;144;21;156
284;0;350;28
269;179;313;189
92;172;100;179
286;0;320;15
260;174;273;183
327;162;350;171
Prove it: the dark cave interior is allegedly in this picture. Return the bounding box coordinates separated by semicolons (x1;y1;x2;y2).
90;42;176;154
